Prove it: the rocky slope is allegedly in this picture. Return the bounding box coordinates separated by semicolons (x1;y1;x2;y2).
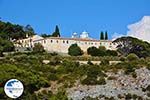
67;68;150;100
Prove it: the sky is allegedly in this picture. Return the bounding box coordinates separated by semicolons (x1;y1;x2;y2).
0;0;150;40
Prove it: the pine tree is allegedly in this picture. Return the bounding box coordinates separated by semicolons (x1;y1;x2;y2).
105;31;108;40
52;25;61;37
100;31;104;40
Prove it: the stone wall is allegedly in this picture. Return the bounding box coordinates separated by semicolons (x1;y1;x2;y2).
33;37;117;54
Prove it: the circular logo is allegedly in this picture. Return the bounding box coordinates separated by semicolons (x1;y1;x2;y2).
4;79;24;99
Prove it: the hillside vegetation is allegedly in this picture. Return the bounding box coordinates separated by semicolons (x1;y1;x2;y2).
0;52;150;99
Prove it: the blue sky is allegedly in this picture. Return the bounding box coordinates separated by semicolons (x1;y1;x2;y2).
0;0;150;39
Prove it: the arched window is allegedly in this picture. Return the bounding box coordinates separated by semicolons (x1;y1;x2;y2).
51;40;53;43
100;42;102;45
66;40;69;44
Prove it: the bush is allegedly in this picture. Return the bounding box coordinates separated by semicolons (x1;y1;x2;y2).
48;73;58;81
146;85;150;92
87;46;118;57
106;50;118;56
132;94;138;99
81;77;97;85
0;38;14;52
147;62;150;70
33;43;45;53
97;77;106;85
147;92;150;97
87;59;93;65
124;66;135;75
125;93;132;100
131;72;137;78
100;59;109;65
120;57;126;61
81;77;106;85
68;44;83;56
87;46;99;56
127;53;139;61
49;56;61;65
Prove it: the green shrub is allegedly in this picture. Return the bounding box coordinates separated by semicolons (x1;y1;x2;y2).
107;76;117;80
97;77;106;85
68;44;83;56
81;77;102;85
81;77;97;85
147;92;150;97
127;53;139;61
147;63;150;70
124;63;136;75
132;94;138;99
48;73;58;81
100;59;109;65
120;57;126;61
125;93;132;100
146;85;150;92
87;59;93;65
33;43;45;53
131;72;137;78
106;50;118;56
50;56;61;65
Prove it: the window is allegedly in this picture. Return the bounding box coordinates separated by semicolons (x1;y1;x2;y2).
44;40;46;43
100;42;102;45
56;40;59;43
66;40;69;44
63;40;65;43
51;40;53;43
85;42;87;44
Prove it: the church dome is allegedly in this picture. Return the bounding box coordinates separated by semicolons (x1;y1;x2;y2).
72;32;78;38
80;31;89;39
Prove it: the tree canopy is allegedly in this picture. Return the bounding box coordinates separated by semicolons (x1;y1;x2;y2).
52;25;61;37
0;21;36;40
0;38;14;56
87;46;118;56
105;31;108;40
113;36;150;58
100;31;104;40
68;44;83;56
100;31;108;40
33;43;45;53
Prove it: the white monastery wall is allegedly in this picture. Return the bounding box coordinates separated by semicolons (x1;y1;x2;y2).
15;35;117;54
33;37;117;53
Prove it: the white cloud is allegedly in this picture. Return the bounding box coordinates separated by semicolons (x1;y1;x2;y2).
127;16;150;42
111;16;150;42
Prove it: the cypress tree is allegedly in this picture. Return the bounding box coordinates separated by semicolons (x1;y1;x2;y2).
52;25;61;37
105;31;108;40
100;31;104;40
